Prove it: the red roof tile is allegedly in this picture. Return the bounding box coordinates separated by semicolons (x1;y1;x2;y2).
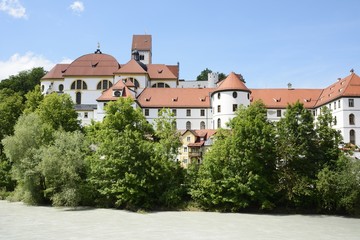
42;64;69;79
147;64;177;79
114;59;147;74
63;53;120;76
137;88;213;108
132;35;152;51
167;65;179;79
215;72;250;92
316;73;360;107
250;88;322;109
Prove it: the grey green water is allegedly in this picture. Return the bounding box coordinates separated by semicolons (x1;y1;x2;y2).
0;200;359;240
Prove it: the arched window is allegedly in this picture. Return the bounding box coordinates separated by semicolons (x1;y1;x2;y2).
217;118;221;128
71;80;87;90
217;92;221;99
41;85;44;92
76;92;81;104
350;129;356;145
59;84;64;92
151;82;170;88
349;113;355;125
232;91;237;98
186;121;191;130
124;77;140;88
97;80;113;90
200;121;205;129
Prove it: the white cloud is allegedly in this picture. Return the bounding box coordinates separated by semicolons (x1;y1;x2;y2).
0;52;56;81
69;1;84;14
0;0;27;19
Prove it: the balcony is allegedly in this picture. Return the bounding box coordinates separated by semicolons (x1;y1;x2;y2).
189;151;202;157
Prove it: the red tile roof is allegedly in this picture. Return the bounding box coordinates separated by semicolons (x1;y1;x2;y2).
137;88;213;108
114;59;147;74
97;80;134;101
167;65;179;79
42;64;69;79
215;72;250;93
250;88;322;108
63;53;120;76
147;64;177;79
316;73;360;107
132;35;152;51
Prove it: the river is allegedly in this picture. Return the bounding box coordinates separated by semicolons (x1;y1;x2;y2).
0;200;359;240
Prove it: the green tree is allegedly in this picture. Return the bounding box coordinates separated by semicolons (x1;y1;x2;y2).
0;67;46;96
315;106;342;169
0;89;24;154
2;113;53;204
275;101;318;208
191;101;277;211
36;93;80;132
317;155;360;215
39;130;89;207
87;98;184;210
23;85;44;114
196;68;227;81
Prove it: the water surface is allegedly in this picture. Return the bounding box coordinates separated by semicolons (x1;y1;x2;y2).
0;200;359;240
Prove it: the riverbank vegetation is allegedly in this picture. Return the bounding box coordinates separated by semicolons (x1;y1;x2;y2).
1;68;360;215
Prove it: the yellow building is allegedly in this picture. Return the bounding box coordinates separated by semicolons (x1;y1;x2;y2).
178;129;216;168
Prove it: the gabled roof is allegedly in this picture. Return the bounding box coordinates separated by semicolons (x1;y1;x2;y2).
167;65;179;79
114;59;147;74
147;64;177;79
316;73;360;107
132;35;152;51
182;129;217;147
214;72;250;93
137;88;212;108
42;64;69;79
97;80;134;101
250;88;322;109
63;53;120;76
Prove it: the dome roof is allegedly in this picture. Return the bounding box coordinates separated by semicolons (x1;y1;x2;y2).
63;53;120;76
213;72;250;93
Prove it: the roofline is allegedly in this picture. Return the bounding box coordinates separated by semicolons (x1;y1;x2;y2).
210;88;251;96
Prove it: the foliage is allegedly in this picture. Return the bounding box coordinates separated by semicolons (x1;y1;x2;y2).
196;68;227;81
2;113;53;205
316;155;360;215
275;102;318;208
87;98;184;210
0;89;24;154
23;85;44;114
191;101;277;211
315;107;342;169
36;93;80;132
0;67;46;96
39;130;88;207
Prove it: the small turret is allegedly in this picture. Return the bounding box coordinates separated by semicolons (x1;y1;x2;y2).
207;72;218;88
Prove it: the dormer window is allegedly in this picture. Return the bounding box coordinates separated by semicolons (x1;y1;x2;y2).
113;90;122;97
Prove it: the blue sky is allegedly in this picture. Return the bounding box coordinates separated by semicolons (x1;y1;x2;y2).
1;0;360;88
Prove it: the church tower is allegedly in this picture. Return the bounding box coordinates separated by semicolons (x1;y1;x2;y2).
131;35;152;64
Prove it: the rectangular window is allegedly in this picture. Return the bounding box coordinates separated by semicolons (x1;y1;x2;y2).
186;109;191;116
217;105;221;113
277;109;281;117
338;100;341;108
84;112;88;118
139;55;145;60
233;104;238;112
183;158;188;164
186;136;191;142
172;109;177;116
200;109;205;116
334;101;336;110
349;99;354;107
184;147;188;152
144;109;149;116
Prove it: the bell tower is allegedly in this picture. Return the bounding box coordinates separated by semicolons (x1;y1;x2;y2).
131;35;152;64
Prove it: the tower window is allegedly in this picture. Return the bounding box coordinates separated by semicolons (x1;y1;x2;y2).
217;118;221;128
233;92;237;98
217;105;221;113
350;129;356;144
217;93;221;99
233;104;238;112
349;99;354;107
